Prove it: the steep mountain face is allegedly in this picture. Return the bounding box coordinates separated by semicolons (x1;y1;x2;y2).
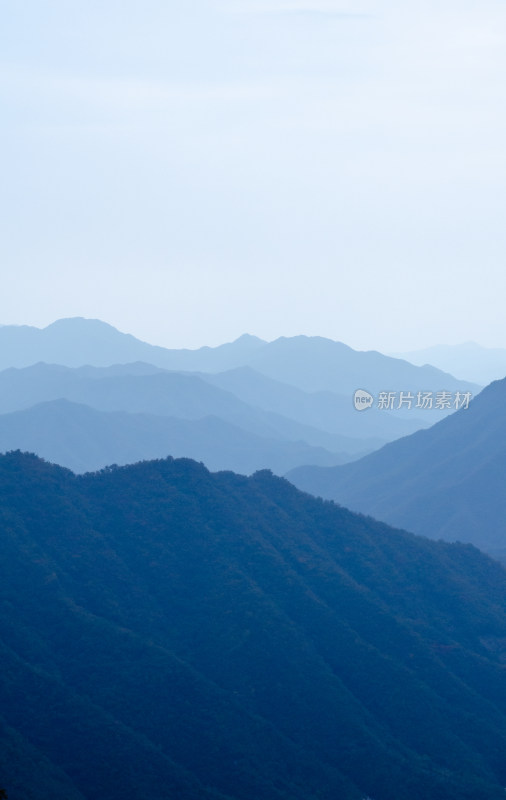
2;452;506;799
287;378;506;556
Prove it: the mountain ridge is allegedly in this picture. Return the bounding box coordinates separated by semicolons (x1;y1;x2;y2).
0;318;479;396
287;376;506;555
0;398;357;475
2;451;506;798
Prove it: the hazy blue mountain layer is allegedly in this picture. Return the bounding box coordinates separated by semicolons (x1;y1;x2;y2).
0;318;265;371
0;399;355;474
198;365;427;441
0;318;478;397
0;363;371;456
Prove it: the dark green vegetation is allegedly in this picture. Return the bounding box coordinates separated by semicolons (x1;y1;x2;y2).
2;452;506;798
288;377;506;558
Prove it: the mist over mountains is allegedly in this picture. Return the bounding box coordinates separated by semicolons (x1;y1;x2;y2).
0;399;355;475
0;318;479;394
3;451;506;800
1;318;505;800
0;318;266;372
4;0;506;796
0;317;479;476
0;363;369;474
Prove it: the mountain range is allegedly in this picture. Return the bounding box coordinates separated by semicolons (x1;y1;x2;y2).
0;318;480;475
0;399;356;475
0;363;374;473
0;318;478;396
2;451;506;799
0;318;265;372
288;376;506;558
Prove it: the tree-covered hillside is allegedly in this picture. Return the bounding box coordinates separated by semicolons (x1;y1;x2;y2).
1;451;506;799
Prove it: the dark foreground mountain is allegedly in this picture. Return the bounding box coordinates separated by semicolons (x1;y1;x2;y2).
287;378;506;557
2;452;506;799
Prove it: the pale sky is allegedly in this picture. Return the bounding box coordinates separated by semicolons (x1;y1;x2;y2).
2;0;506;350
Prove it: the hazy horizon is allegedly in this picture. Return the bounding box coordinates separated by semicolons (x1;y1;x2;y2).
2;316;506;355
3;1;506;351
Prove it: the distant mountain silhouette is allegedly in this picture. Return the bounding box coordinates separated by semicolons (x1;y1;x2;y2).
288;378;506;556
392;342;506;386
0;399;354;474
0;318;266;371
199;365;428;442
241;335;480;396
3;451;506;798
0;319;481;457
0;363;368;456
0;319;478;399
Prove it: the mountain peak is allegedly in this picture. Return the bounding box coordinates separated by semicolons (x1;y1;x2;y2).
45;316;120;332
232;333;266;344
